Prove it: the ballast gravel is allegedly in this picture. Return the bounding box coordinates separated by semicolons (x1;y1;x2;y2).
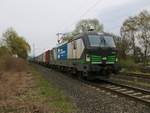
34;64;150;113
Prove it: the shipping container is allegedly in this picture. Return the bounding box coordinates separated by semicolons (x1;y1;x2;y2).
45;50;50;64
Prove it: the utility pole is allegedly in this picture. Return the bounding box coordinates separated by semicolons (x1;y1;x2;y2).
33;43;35;59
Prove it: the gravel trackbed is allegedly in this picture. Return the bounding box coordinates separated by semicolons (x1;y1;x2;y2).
34;64;150;113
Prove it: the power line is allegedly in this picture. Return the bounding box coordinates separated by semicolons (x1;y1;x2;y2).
61;0;103;33
78;0;103;20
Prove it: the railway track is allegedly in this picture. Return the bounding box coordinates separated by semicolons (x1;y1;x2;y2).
64;71;150;106
120;72;150;79
82;79;150;106
35;64;150;106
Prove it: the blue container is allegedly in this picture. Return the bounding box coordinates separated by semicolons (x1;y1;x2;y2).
57;44;67;60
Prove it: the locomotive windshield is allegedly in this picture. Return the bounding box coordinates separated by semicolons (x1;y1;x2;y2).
88;35;116;48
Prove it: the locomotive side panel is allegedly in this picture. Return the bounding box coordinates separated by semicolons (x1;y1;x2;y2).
67;38;85;59
76;38;85;59
67;42;74;59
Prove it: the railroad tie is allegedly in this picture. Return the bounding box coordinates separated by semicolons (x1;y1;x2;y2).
147;100;150;102
136;96;144;99
100;90;105;93
129;92;142;96
111;95;118;98
116;88;126;92
141;95;150;99
122;90;134;94
106;92;111;95
96;88;100;91
106;85;115;88
110;87;121;90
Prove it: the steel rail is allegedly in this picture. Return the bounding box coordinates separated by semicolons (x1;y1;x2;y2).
82;80;150;106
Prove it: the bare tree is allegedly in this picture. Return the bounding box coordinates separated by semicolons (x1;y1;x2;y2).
136;10;150;64
120;10;150;64
115;32;131;59
120;17;138;59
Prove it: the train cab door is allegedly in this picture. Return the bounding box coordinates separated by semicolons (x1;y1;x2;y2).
73;38;85;59
73;40;77;59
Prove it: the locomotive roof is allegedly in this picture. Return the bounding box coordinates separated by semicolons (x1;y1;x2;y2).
54;31;113;48
73;31;113;39
74;31;99;39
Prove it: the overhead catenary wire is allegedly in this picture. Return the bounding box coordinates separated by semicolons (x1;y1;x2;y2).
60;0;103;33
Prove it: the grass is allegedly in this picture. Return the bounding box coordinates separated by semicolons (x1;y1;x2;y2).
119;56;150;73
30;66;76;113
0;55;76;113
119;58;141;72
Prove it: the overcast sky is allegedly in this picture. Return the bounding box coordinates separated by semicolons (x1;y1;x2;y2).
0;0;150;56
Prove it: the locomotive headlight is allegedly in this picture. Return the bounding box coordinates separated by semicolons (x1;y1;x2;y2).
86;54;90;62
102;57;107;60
116;58;118;62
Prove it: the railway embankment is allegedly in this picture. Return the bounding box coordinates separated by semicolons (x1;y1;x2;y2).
0;57;75;113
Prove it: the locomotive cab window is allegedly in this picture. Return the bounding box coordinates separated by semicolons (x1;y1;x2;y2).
88;35;104;47
88;35;116;48
104;36;116;48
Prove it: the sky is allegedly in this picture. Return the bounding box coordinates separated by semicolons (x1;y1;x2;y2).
0;0;150;56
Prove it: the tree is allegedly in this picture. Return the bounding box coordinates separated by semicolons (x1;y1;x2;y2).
136;10;150;64
73;19;103;34
120;16;137;59
134;46;143;62
120;10;150;64
114;35;131;59
3;28;31;59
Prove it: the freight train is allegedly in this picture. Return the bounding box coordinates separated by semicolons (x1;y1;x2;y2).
34;32;119;80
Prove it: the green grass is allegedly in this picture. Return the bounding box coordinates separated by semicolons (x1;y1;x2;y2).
30;66;76;113
119;58;141;72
